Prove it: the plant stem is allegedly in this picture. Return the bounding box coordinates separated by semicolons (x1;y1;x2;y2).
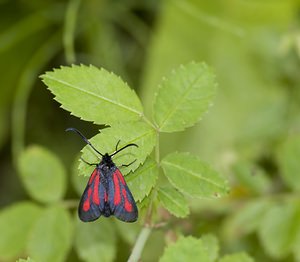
63;0;81;64
11;32;61;167
128;115;159;261
127;226;152;262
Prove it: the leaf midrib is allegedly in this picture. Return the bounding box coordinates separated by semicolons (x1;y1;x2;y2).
158;73;202;129
159;189;186;214
162;160;226;190
126;162;156;181
45;75;142;116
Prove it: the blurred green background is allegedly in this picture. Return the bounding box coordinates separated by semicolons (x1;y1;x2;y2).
1;0;300;261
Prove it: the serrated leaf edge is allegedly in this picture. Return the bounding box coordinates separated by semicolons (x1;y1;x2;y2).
43;74;142;116
153;62;217;132
126;160;159;201
158;187;189;217
161;152;229;198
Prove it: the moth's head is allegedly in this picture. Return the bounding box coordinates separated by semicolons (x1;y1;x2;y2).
100;153;115;169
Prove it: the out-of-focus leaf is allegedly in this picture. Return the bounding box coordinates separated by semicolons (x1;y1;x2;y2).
277;135;300;191
71;154;89;196
258;202;300;259
141;230;165;261
41;64;143;125
78;122;156;176
126;157;159;202
218;252;254;262
153;62;217;132
12;31;61;164
233;161;272;194
223;199;270;242
201;234;219;261
0;10;57;54
157;186;189;218
294;226;300;261
0;202;42;261
0;109;9;150
141;0;290;165
27;206;73;262
159;236;212;262
18;145;67;203
75;217;116;262
114;219;140;245
16;257;35;262
161;152;229;198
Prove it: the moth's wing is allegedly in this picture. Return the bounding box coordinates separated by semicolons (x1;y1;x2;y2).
108;169;138;222
78;168;106;222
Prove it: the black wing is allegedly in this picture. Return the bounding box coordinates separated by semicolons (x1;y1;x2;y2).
78;168;107;222
107;169;138;222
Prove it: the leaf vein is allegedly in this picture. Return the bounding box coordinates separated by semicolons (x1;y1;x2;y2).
158;74;202;129
163;161;225;190
45;75;142;116
159;189;186;212
126;163;156;181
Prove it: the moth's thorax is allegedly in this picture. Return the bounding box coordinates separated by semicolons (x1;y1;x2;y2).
98;153;116;172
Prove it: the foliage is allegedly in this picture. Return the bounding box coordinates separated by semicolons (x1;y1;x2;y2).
159;235;253;262
18;145;66;203
39;61;228;261
41;61;225;214
0;0;300;262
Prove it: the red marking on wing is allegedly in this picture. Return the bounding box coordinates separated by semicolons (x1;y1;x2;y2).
122;188;133;212
83;188;92;211
113;172;121;205
88;169;98;185
93;174;100;205
104;192;108;202
116;169;126;185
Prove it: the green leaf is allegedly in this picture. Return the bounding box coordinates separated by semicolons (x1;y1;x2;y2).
258;202;300;259
27;206;73;262
218;252;254;262
294;226;300;261
75;217;116;262
161;152;229;199
41;64;143;125
18;145;67;203
277;135;300;191
157;186;189;218
71;154;89;196
0;202;42;261
201;234;219;261
126;157;159;202
159;236;212;262
78;121;156;176
153;62;217;132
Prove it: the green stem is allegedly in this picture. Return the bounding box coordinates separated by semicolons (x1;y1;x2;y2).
63;0;81;64
155;130;160;164
11;32;61;167
127;226;152;262
128;114;159;261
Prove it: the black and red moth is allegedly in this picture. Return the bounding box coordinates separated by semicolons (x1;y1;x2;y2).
67;128;138;223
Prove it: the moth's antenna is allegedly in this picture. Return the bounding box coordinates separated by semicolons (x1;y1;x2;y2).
110;143;138;157
66;127;103;156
